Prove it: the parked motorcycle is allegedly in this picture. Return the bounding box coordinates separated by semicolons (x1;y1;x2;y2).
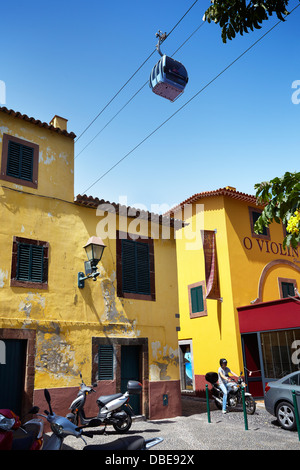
0;406;44;450
205;371;256;414
42;389;163;451
66;373;142;433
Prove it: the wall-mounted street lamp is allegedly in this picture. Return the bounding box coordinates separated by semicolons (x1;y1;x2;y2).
78;236;106;288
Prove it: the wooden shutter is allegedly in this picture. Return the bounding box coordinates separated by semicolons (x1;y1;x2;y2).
191;285;204;313
122;240;150;295
122;240;137;293
136;242;150;294
7;140;33;181
17;245;31;281
30;246;44;282
17;244;44;282
98;345;114;380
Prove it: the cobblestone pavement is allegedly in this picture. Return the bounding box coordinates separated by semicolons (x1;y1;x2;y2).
55;397;300;451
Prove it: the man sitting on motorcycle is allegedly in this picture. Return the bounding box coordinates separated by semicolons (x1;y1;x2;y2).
218;358;239;414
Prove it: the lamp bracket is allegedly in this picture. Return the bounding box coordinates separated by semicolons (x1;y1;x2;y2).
78;271;100;288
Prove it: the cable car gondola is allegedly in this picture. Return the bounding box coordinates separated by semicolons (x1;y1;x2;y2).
149;31;188;102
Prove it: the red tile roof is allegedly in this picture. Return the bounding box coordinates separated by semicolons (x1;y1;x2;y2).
75;194;184;228
166;187;258;216
0;106;76;139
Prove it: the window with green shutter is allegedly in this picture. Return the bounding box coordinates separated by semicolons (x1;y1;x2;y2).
17;244;44;282
7;140;34;182
10;237;49;289
188;281;207;318
278;278;296;299
116;232;155;301
248;206;270;240
1;134;39;189
121;239;151;295
98;345;114;380
191;285;204;314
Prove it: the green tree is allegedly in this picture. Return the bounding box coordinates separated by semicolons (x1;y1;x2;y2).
203;0;291;43
254;172;300;248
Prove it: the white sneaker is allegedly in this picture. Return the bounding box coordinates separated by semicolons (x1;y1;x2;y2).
222;410;227;414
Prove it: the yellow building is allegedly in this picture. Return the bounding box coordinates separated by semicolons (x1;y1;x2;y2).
169;186;300;397
0;106;181;420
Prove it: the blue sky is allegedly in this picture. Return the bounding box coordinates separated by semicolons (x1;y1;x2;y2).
1;0;299;212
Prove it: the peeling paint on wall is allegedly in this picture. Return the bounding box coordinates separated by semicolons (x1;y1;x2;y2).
0;269;8;288
59;152;69;165
35;324;80;380
18;293;46;318
0;126;9;138
151;341;162;360
44;154;55;165
150;341;179;380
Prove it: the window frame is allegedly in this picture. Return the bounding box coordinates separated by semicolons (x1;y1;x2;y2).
278;277;297;299
248;206;270;240
116;231;155;301
1;134;39;188
10;236;49;289
188;281;207;318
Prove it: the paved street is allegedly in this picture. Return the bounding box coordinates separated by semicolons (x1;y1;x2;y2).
58;396;300;451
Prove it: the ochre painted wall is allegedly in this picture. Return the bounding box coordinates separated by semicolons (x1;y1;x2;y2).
0;111;181;419
174;191;300;395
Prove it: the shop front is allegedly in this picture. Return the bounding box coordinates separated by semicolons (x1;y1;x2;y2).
238;298;300;397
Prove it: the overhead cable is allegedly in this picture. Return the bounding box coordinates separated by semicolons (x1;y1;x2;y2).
74;0;199;143
82;5;299;195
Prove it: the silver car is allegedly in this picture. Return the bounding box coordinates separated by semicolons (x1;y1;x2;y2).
264;371;300;431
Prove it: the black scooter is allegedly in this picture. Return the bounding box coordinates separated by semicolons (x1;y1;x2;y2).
205;371;256;414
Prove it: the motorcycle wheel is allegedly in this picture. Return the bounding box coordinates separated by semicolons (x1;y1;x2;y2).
112;409;132;433
245;396;256;415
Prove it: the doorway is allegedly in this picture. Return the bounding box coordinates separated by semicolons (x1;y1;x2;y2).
241;333;264;397
178;340;194;392
121;345;141;414
0;339;27;415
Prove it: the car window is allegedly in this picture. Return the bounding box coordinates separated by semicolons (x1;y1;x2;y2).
289;373;300;386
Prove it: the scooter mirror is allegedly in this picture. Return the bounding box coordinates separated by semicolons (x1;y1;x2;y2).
44;388;51;403
44;389;53;415
92;383;98;387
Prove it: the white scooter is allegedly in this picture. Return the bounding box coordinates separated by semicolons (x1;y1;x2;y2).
66;373;142;433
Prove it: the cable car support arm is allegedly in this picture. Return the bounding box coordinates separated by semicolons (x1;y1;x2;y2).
155;30;167;57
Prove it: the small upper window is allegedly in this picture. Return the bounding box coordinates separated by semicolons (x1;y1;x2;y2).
188;281;207;318
191;285;204;314
278;277;297;299
1;134;39;188
248;206;270;239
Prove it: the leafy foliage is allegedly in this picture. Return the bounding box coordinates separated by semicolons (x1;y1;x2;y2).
254;172;300;248
203;0;291;42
